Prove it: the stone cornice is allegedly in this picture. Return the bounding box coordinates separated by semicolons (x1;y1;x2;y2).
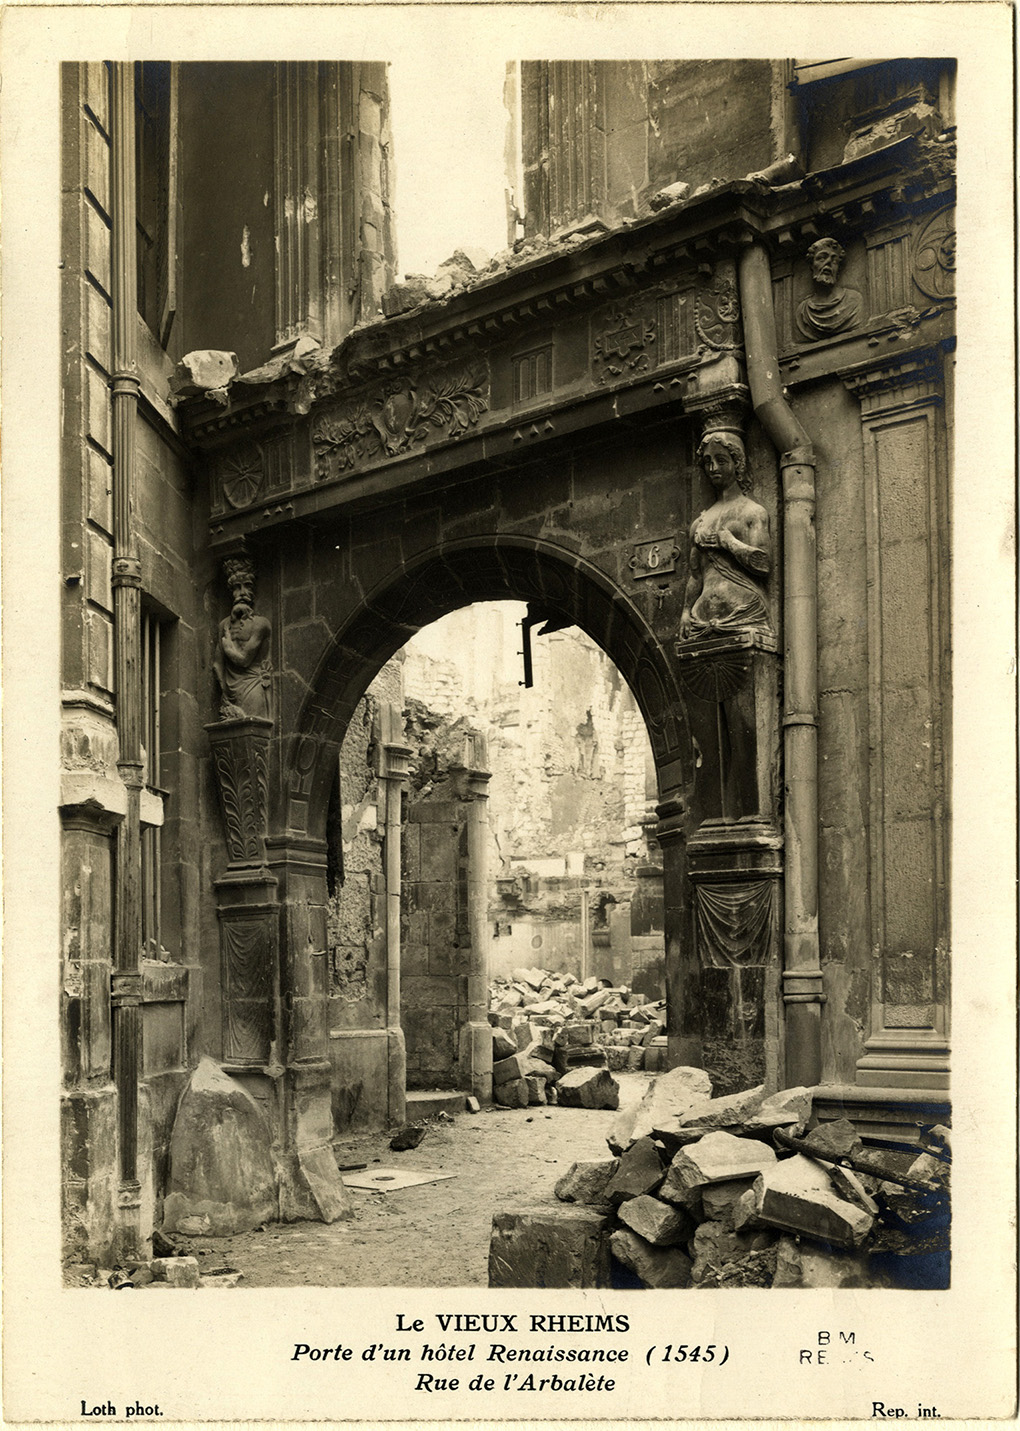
182;133;954;452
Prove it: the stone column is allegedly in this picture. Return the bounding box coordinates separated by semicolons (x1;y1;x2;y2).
377;703;409;1126
457;735;494;1103
843;348;951;1089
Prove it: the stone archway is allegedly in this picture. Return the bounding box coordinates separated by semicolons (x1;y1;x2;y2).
258;537;696;1210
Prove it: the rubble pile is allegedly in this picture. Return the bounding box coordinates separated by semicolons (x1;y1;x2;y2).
489;1073;951;1289
487;967;668;1106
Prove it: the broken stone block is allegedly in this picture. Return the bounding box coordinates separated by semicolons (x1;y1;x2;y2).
731;1186;769;1232
577;988;614;1015
494;1077;530;1108
161;1057;278;1237
701;1177;758;1222
558;1020;595;1047
610;1228;693;1288
827;1163;880;1216
678;1084;765;1134
201;1268;245;1288
660;1130;777;1211
492;1028;518;1061
605;1046;630;1072
523;1032;557;1065
649;180;691;211
744;1086;814;1136
465;1096;481;1114
512;966;547;989
488;1206;611;1288
525;1076;547;1105
492;1051;549;1085
752;1153;875;1248
556;1067;619;1110
920;1124;951;1157
390;1123;427;1151
554;1159;617;1206
690;1222;777;1285
626;1047;645;1070
772;1235;873;1288
617;1194;693;1247
608;1066;714;1153
604;1137;665;1205
170;349;239;398
800;1117;863;1160
151;1256;201;1289
381;277;430;317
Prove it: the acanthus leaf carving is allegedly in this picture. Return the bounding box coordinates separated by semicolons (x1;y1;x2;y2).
205;718;273;866
313;362;489;482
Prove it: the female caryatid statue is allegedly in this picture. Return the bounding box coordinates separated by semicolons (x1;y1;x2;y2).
679;430;772;641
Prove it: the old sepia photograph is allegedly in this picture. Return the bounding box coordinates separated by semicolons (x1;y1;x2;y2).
2;4;1015;1424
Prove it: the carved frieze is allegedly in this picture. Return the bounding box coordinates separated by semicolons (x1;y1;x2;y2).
693;878;776;968
206;717;273;865
695;262;741;351
592;299;656;384
313;362;489;481
912;205;955;299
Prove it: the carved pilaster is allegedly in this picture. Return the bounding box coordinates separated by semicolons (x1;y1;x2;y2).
842;346;950;1088
217;895;278;1068
205;717;274;868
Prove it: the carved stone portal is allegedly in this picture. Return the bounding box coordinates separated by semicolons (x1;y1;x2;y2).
796;238;863;341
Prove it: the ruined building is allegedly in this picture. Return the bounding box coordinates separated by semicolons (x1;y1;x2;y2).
60;59;956;1263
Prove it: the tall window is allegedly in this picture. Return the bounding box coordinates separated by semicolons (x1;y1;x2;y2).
135;61;178;346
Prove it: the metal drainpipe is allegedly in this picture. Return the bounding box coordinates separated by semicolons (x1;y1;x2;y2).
109;63;145;1258
737;242;824;1089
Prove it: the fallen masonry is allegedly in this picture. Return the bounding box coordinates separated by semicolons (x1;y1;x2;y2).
487;1072;951;1290
487;970;667;1108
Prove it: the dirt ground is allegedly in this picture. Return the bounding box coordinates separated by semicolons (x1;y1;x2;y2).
172;1073;651;1288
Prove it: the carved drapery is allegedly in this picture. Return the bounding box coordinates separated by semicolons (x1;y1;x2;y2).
220;909;276;1065
693;878;775;968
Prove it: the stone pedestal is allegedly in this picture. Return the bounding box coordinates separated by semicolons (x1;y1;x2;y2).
673;634;783;1094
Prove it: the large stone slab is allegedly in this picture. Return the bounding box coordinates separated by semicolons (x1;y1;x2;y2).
488;1206;611;1287
677;1084;765;1133
744;1086;814;1136
610;1228;693;1288
660;1130;777;1211
554;1160;617;1206
608;1066;714;1153
493;1077;530;1108
556;1066;619;1109
617;1194;693;1247
701;1177;759;1222
752;1154;875;1249
604;1137;665;1205
161;1058;278;1237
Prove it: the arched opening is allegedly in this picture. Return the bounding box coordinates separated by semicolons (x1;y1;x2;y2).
276;539;693;1134
325;600;670;1107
